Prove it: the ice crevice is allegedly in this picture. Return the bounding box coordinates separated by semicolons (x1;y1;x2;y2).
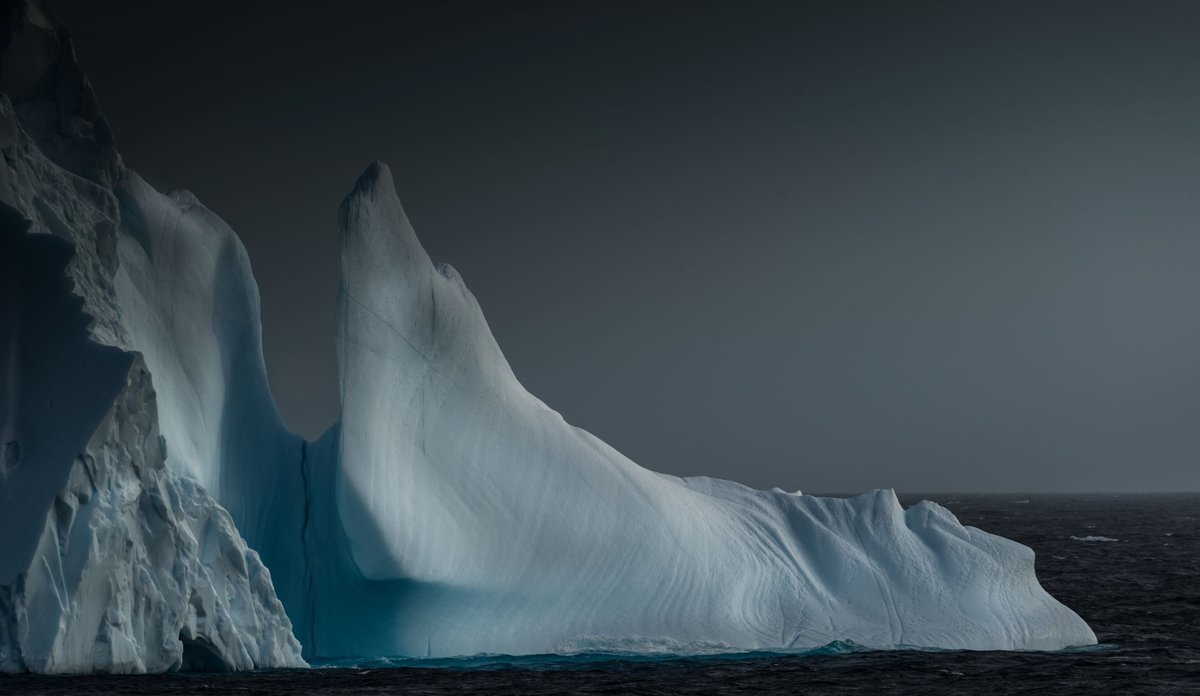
296;439;317;654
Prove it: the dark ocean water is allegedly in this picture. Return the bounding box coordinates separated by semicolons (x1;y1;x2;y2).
3;494;1197;695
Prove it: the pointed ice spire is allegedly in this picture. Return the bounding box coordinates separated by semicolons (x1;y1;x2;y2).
338;161;431;286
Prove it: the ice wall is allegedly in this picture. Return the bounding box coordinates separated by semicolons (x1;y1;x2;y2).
0;1;304;672
111;173;309;618
0;224;303;673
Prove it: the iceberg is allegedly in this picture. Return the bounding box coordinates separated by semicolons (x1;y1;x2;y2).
0;0;1095;673
298;162;1095;656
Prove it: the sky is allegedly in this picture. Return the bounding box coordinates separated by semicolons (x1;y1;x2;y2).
52;0;1200;493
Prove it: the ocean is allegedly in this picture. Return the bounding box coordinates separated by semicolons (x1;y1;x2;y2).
3;494;1197;695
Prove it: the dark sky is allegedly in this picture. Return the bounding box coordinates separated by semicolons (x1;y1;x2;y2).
53;1;1200;493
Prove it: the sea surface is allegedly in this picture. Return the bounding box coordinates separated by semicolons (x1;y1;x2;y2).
4;493;1197;695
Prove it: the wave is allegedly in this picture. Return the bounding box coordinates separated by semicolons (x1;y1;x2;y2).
310;639;1119;671
312;641;874;670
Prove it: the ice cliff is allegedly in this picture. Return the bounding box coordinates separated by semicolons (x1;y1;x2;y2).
0;0;1096;673
0;0;303;673
0;222;304;673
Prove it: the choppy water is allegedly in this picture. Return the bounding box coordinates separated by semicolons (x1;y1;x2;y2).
4;494;1197;695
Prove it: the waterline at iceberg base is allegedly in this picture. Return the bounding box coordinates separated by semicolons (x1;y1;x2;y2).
0;0;1094;673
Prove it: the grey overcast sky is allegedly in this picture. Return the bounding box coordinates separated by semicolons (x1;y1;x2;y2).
53;1;1200;493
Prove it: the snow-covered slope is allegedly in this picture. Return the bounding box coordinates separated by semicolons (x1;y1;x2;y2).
1;0;1095;671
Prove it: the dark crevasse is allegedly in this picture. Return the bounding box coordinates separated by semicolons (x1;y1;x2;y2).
297;439;317;655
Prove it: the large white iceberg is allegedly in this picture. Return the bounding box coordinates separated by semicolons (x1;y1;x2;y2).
0;0;1095;672
299;162;1095;656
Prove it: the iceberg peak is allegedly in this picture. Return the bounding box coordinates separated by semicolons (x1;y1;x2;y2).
351;159;394;195
339;160;431;289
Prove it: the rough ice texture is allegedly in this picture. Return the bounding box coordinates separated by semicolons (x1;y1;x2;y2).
0;0;1096;670
0;225;303;673
0;0;125;347
0;0;303;673
0;356;304;673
